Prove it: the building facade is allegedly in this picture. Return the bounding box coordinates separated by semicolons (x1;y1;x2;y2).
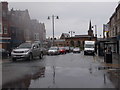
65;35;96;48
0;2;46;51
30;19;46;43
0;2;11;51
107;3;120;54
10;9;31;48
54;20;97;48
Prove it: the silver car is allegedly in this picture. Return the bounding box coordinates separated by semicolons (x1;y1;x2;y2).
47;47;59;55
73;47;81;53
11;42;43;61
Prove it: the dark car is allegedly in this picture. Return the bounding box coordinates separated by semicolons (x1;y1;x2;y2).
0;48;9;58
59;47;66;54
70;47;74;52
64;47;70;53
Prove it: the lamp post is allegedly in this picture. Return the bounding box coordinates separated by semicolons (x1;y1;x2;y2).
48;15;59;46
92;25;97;37
68;31;75;37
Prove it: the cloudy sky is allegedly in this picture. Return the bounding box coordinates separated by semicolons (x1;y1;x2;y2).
8;2;118;38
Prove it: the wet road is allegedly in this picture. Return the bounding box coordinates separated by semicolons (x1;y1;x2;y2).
2;51;118;88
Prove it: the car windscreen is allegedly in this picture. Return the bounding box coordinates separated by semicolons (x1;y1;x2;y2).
59;47;65;50
49;47;58;50
74;48;80;50
85;44;94;48
18;43;32;49
65;47;69;49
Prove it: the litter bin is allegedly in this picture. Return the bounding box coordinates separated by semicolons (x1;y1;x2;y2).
104;47;112;63
105;53;112;63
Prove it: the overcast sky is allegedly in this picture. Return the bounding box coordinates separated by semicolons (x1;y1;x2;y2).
8;2;118;38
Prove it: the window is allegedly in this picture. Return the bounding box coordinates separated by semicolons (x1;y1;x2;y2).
0;24;2;34
4;25;8;34
117;11;120;20
34;33;39;40
2;11;7;17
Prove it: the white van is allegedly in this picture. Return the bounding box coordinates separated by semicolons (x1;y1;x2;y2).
84;41;95;55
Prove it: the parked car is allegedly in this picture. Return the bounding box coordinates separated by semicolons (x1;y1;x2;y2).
41;47;48;55
70;47;74;52
11;42;43;61
64;46;70;53
73;47;81;53
59;47;66;54
0;48;9;58
47;47;59;55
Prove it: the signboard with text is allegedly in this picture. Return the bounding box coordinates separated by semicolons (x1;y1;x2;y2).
103;24;109;32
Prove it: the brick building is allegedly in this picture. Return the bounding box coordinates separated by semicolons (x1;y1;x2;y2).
0;2;11;51
0;2;46;51
10;9;31;48
65;35;96;48
54;20;97;48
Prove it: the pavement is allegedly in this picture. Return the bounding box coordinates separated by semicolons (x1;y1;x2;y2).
0;57;11;64
102;53;120;68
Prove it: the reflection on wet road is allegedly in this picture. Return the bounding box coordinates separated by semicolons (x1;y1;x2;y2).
2;52;118;88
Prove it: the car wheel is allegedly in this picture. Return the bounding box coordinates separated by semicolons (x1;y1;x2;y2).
39;53;43;59
29;53;33;61
12;58;16;62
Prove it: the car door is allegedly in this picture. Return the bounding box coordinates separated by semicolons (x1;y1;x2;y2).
32;44;38;57
36;44;40;56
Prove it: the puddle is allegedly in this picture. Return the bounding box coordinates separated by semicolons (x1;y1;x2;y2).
2;67;45;88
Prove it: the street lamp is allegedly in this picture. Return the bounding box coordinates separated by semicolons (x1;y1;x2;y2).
68;31;75;37
92;25;97;37
48;15;59;46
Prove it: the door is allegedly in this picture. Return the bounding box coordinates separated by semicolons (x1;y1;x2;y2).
32;45;38;57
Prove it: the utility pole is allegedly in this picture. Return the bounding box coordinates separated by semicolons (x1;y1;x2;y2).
48;15;59;46
92;25;97;37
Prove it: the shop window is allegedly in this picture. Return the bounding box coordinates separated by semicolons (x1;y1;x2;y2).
0;24;2;34
4;25;8;34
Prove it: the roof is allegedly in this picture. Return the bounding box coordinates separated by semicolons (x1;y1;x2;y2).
60;33;70;39
75;35;92;38
55;39;65;42
62;33;70;37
